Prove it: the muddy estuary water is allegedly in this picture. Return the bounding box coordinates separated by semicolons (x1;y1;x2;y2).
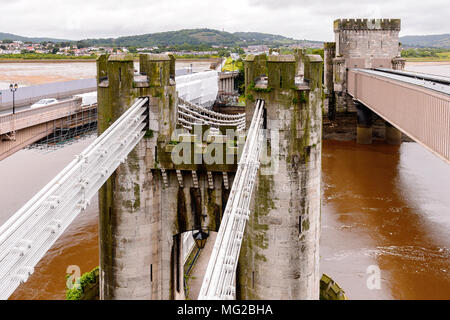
0;61;449;299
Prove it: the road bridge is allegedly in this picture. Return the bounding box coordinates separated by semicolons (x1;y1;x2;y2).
0;98;97;160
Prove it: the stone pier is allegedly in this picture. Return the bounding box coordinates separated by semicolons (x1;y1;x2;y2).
237;52;323;299
355;102;373;145
385;122;402;145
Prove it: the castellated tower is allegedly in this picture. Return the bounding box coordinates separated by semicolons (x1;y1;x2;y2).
326;18;406;113
237;52;323;299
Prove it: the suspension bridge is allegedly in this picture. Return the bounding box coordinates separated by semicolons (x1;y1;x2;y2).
1;18;449;300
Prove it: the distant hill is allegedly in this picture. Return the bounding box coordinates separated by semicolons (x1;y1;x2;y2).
0;32;67;43
85;29;241;47
233;32;294;44
400;34;450;48
0;28;321;48
81;28;316;47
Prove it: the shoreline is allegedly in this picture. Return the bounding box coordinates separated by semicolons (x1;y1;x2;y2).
0;59;97;63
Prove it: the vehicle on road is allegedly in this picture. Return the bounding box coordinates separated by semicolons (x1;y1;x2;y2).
30;98;58;109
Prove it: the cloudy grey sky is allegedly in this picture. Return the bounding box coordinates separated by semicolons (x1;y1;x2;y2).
1;0;449;41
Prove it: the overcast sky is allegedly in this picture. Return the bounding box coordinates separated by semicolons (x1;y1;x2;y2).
1;0;449;41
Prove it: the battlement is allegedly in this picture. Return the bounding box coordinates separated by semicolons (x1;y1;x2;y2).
334;19;401;31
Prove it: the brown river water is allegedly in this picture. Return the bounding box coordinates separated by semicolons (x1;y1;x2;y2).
0;62;449;300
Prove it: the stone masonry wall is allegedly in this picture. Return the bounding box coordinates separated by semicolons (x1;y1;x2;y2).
237;53;322;299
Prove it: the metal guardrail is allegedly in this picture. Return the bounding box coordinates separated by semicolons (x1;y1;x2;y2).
0;97;148;300
0;97;83;135
198;99;265;300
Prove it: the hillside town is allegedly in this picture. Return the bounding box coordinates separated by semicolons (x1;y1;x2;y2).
0;40;124;56
0;38;323;58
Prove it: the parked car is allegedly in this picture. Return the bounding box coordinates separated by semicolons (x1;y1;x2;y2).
30;98;58;109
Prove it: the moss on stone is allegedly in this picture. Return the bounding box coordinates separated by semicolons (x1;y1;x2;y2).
66;266;99;300
127;148;140;175
302;218;310;232
133;183;140;210
145;129;154;138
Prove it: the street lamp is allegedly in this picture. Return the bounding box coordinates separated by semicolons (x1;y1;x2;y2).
192;229;209;249
9;83;18;114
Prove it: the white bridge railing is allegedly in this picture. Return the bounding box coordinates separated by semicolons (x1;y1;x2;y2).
0;97;148;300
198;99;265;300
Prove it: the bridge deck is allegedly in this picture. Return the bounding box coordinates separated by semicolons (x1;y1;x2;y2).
0;98;84;135
347;68;450;163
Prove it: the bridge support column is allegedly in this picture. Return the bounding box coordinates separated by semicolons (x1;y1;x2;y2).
237;53;323;300
355;102;373;144
385;122;402;145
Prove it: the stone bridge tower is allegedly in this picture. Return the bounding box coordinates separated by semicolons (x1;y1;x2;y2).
325;18;406;144
97;53;231;300
325;18;405;114
237;53;323;299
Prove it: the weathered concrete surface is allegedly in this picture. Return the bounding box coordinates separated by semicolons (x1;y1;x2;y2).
237;53;323;300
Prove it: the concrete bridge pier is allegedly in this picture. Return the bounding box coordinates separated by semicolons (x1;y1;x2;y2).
237;52;323;300
385;122;402;145
355;102;373;144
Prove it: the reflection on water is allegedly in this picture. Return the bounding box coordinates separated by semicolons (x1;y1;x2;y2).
321;140;450;300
